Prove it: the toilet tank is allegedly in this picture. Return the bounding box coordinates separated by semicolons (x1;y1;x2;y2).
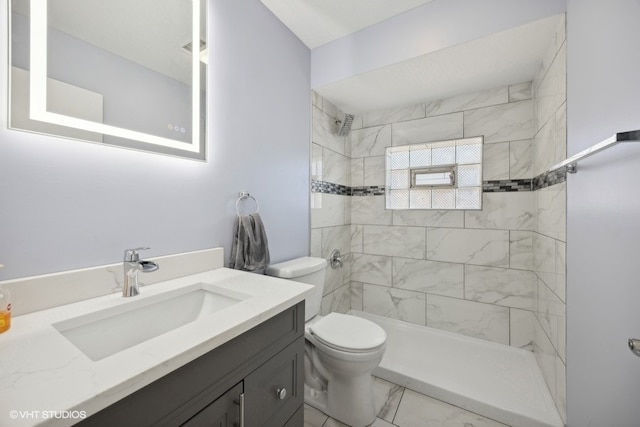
265;257;327;321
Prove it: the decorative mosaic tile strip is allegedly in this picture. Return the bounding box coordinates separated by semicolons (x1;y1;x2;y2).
533;167;567;190
311;168;565;197
351;186;386;196
310;180;350;196
483;179;532;192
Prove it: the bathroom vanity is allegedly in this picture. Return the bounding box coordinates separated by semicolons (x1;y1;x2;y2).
0;260;312;427
78;302;304;426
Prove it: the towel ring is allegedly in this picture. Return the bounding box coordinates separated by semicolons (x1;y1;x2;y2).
236;192;259;216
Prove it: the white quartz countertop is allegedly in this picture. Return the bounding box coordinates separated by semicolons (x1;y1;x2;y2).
0;268;312;427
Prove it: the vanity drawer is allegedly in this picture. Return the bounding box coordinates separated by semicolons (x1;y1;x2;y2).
243;336;304;427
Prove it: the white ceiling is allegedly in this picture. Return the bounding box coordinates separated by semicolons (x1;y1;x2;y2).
260;0;434;49
316;15;561;114
261;1;562;115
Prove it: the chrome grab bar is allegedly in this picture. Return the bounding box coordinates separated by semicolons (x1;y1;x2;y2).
548;130;640;174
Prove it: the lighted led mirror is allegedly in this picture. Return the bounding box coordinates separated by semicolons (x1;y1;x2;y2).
8;0;207;160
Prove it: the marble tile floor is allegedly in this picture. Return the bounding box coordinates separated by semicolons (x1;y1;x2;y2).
304;376;510;427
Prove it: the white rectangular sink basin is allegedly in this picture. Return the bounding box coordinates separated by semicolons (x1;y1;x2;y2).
53;283;249;361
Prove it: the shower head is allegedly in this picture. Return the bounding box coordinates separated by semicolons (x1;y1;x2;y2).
336;114;355;136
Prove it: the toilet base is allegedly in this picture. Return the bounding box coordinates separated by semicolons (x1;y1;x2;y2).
304;373;377;427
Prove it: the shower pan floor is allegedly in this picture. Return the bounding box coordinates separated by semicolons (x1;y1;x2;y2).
350;310;563;427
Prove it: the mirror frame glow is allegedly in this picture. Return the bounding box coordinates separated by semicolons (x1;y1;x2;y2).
28;0;204;157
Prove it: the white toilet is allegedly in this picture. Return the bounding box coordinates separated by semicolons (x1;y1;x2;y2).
266;257;386;427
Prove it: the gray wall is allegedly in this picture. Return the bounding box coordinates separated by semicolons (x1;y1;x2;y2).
566;1;640;426
0;0;311;280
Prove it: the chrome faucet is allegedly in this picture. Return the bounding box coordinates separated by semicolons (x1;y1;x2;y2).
122;247;159;297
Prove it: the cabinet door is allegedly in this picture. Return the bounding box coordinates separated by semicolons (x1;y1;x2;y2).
182;382;242;427
244;336;304;427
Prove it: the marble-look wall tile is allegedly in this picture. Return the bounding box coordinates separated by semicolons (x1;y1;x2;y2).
425;86;508;117
363;284;426;325
350;125;392;158
556;296;566;363
426;295;510;344
510;139;534;179
392;112;463;146
554;102;567;167
312;105;345;155
364;225;426;259
533;18;563;94
556;357;567;425
321;225;351;259
510;308;535;350
344;196;351;224
351;196;392;226
533;320;557;403
351;158;364;187
351;114;364;131
351;253;392;286
324;260;350;295
350;281;363;311
364;156;386;186
320;95;342;120
535;43;566;132
364;103;426;127
464;100;534;144
465;265;535;309
394;389;509;427
509;81;532;102
392;210;464;228
483;142;510;180
312;91;321;108
310;229;322;258
351;225;363;253
427;228;509;267
532;107;557;177
465;192;534;231
537;279;565;355
311;143;323;181
510;231;534;270
321;283;351;315
323;148;350;187
310;192;322;210
555;240;566;303
537;182;566;242
311;194;346;228
533;232;557;290
393;257;464;298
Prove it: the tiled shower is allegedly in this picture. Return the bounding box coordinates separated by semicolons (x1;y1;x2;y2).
310;15;567;424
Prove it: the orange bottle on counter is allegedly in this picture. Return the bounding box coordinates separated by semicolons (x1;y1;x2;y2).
0;264;9;334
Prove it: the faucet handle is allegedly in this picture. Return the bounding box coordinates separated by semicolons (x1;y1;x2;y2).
124;247;150;262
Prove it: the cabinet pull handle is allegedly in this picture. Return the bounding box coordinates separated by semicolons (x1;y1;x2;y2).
276;388;287;400
238;393;245;427
233;393;245;427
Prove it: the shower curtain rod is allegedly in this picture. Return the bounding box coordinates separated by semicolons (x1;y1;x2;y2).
548;129;640;174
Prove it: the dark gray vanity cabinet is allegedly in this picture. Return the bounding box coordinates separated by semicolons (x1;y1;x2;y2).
76;302;305;427
181;382;242;427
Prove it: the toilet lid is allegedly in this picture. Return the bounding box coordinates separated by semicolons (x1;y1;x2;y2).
309;313;386;353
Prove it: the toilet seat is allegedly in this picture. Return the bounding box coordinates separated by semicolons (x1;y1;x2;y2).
308;313;386;353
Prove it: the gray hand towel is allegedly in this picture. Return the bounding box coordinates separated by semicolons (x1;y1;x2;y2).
230;212;270;273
